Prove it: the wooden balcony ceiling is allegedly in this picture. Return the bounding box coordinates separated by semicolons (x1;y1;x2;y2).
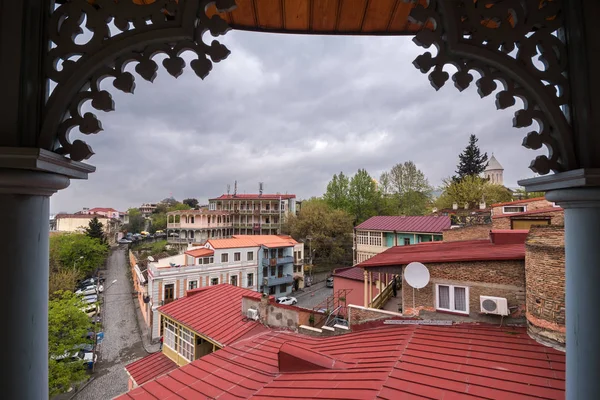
206;0;429;35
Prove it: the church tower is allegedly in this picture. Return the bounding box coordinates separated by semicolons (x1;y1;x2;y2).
484;154;504;185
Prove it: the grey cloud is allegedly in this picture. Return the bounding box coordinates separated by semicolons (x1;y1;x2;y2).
51;32;543;213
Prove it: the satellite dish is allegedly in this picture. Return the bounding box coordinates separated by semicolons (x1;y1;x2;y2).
404;262;430;289
147;256;155;262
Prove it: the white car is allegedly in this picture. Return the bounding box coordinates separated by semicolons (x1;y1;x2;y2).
276;296;298;306
76;284;103;296
118;238;132;244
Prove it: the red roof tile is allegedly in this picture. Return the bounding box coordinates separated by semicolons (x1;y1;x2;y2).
184;248;214;257
158;284;263;346
124;351;177;386
207;235;298;249
492;197;546;207
211;193;296;200
357;238;525;268
116;325;565;400
492;206;564;219
355;216;451;233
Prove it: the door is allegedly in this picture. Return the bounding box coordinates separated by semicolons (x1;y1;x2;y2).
164;284;174;305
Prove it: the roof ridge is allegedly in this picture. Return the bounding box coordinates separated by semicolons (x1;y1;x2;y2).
375;325;417;399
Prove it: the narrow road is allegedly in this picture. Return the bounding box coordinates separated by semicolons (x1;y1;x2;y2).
73;247;147;400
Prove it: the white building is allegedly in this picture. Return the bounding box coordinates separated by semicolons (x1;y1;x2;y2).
484;154;504;185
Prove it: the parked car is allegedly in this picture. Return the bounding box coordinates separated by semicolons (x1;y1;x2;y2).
81;294;98;304
79;350;97;369
326;277;334;288
118;238;132;244
76;284;103;296
78;277;104;288
276;296;298;305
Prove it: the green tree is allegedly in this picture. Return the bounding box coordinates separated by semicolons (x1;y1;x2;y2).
167;203;191;212
512;187;546;199
323;172;350;211
388;161;432;215
150;212;167;233
48;291;91;396
85;217;105;243
49;233;109;276
124;208;145;233
435;175;512;210
283;198;353;266
182;198;199;209
348;169;379;223
455;134;488;181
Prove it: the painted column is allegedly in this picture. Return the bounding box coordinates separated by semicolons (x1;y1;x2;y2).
547;188;600;399
0;170;71;399
363;270;368;307
368;271;373;307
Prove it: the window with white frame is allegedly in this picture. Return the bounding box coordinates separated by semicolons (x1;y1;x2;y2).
164;319;177;350
247;251;254;261
369;232;382;246
188;280;198;290
179;326;194;362
436;284;469;314
234;252;241;261
221;253;228;263
503;205;526;214
356;231;369;245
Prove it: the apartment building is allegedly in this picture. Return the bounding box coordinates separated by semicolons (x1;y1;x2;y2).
166;209;232;244
353;216;451;265
139;203;157;217
208;193;297;235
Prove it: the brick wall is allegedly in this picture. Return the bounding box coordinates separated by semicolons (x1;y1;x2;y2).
525;225;565;348
492;210;564;229
347;305;403;326
443;224;491;241
401;260;526;322
491;198;553;216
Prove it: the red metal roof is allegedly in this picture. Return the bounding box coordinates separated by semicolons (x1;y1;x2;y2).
124;351;178;387
333;266;381;282
355;216;451;233
116;325;564;400
183;248;214;257
492;206;564;219
211;193;296;200
492;197;546;207
158;284;263;346
358;238;525;268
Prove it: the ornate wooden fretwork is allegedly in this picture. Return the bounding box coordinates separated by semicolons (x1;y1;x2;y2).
410;0;573;175
41;0;236;161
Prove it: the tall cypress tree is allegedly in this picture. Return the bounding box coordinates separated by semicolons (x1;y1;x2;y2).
86;217;106;243
454;134;488;181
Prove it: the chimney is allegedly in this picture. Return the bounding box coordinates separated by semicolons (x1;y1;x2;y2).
452;202;458;210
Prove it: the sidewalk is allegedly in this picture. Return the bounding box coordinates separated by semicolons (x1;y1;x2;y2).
131;282;160;355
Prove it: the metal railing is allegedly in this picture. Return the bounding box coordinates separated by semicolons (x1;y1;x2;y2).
261;256;294;267
267;274;294;286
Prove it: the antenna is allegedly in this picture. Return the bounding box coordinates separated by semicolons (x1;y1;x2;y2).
234;180;237;196
404;262;430;317
227;184;230;196
259;182;263;196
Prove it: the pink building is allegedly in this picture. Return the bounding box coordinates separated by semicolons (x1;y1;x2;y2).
332;267;388;307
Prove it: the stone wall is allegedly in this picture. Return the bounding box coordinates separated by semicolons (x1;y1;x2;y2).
442;224;491;241
401;260;526;322
525;225;565;349
492;210;564;229
242;296;325;330
347;304;403;327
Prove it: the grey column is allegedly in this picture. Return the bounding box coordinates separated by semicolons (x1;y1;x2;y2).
0;170;70;399
547;188;600;399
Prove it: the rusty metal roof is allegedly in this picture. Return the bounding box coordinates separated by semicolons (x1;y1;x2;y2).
356;216;451;233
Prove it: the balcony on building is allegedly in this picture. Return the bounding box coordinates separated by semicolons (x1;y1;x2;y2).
267;274;294;286
262;256;294;267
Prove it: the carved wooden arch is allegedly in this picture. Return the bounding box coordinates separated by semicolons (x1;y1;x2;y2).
409;0;573;175
41;0;236;162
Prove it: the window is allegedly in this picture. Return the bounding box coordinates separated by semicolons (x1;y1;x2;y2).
503;205;526;214
269;286;276;295
247;251;254;261
230;275;238;286
179;327;194;362
164;283;175;304
263;267;268;279
211;277;219;286
369;232;382;246
221;253;228;263
188;280;198;290
356;231;368;245
403;238;411;246
281;203;285;210
247;273;254;287
280;284;287;293
436;284;469;314
234;252;241;261
270;266;276;276
263;249;268;258
164;320;177;351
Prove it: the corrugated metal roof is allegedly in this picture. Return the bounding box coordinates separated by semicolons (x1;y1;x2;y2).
355;216;451;233
210;193;296;200
158;284;263;346
124;351;178;387
207;235;298;249
358;238;525;268
333;266;381;282
492;197;546;207
116;325;564;400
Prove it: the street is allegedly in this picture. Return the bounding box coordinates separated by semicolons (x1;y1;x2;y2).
72;247;147;400
295;279;334;310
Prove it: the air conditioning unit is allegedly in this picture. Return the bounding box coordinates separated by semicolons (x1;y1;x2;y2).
246;308;259;321
480;296;509;316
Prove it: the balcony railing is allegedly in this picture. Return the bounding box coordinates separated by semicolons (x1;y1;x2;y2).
262;256;294;267
267;274;294;286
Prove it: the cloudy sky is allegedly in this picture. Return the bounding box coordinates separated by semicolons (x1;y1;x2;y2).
51;30;541;214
